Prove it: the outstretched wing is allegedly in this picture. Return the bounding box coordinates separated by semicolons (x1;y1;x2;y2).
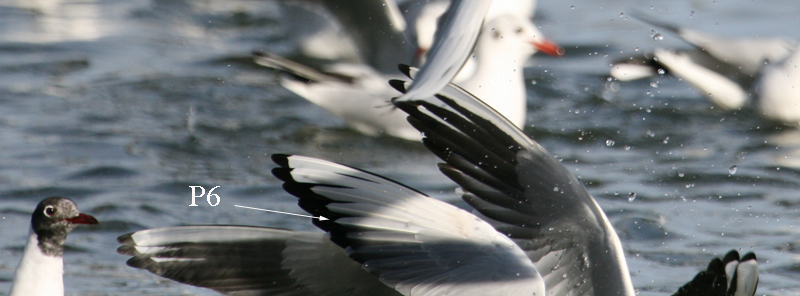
272;154;544;296
118;226;397;296
391;72;635;296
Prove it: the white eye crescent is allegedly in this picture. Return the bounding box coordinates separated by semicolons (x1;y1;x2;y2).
44;205;56;217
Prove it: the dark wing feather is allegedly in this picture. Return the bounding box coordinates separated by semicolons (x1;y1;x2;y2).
118;226;397;296
672;250;758;296
392;73;635;296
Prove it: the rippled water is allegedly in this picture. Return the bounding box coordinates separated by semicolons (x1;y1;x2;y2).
1;0;799;295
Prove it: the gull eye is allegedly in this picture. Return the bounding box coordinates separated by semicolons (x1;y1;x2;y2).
44;206;56;217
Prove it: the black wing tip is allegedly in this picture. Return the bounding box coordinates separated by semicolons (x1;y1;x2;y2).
272;167;295;183
117;233;134;244
705;257;724;273
282;182;317;199
741;252;757;262
438;164;463;180
723;250;741;264
271;154;292;168
437;163;456;171
389;79;408;94
125;256;149;269
117;245;136;256
392;99;419;114
397;64;412;78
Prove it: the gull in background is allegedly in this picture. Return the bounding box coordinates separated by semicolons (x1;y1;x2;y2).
402;0;537;62
610;11;800;125
118;72;758;296
280;0;415;74
256;14;560;141
276;0;541;82
9;197;98;296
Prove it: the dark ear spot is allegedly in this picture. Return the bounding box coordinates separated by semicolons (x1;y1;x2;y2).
492;29;501;39
515;27;523;34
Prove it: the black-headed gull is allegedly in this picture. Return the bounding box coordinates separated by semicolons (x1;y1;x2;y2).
118;80;757;295
9;197;98;296
256;14;560;140
611;12;800;125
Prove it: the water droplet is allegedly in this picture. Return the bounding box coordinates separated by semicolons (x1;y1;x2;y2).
627;192;636;202
729;165;738;175
646;130;655;137
649;30;664;41
619;12;625;17
678;172;685;177
570;5;575;9
606;139;616;146
657;68;666;75
624;145;631;150
553;186;559;192
650;82;658;88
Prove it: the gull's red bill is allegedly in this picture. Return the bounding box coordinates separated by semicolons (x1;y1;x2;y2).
533;40;565;57
65;213;99;225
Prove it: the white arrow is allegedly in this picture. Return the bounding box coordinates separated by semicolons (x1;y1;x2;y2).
234;205;329;221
